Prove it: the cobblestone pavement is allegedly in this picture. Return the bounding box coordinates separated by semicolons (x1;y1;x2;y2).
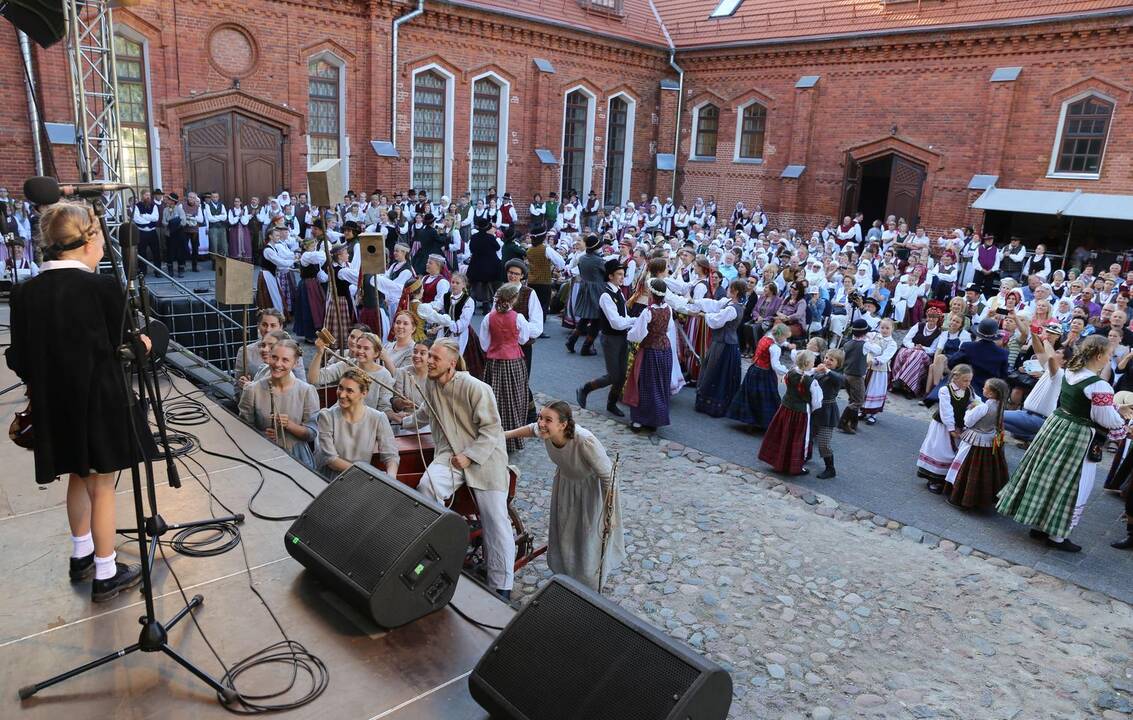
509;395;1133;720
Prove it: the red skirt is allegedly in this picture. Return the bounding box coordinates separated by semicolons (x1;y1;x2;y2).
758;406;810;474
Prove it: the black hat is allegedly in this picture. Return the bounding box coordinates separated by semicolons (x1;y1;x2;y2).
965;283;980;294
604;258;625;279
850;318;870;333
975;318;1001;340
423;212;435;225
474;216;491;231
342;220;362;235
504;259;528;279
152;188;163;196
168;192;179;201
584;234;602;251
862;296;880;310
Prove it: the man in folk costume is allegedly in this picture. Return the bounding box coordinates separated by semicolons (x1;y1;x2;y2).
838;318;870;433
660;197;675;237
131;190;160;275
525;228;565;322
413;338;516;599
576;259;634;418
411;213;445;275
205;192;228;260
294;192;310;240
566;234;607;356
504;259;545;424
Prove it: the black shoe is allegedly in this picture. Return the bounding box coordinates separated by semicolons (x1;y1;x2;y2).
576;386;588;409
606;403;625;417
816;457;836;479
1045;538;1082;553
91;562;143;602
69;553;95;582
565;337;577;354
863;415;877;425
796;467;809;476
926;481;944;495
495;588;512;601
1028;528;1049;541
1112;534;1133;550
580;344;597;356
539;332;550;339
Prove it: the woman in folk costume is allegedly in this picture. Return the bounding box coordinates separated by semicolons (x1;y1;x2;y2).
624;278;677;432
418;254;451;305
811;348;846;479
693;279;747;417
859;319;898;425
382;310;418;373
729;323;791;430
226;198;253;262
479;284;531;452
890;307;944;398
946;378;1010;510
504;401;624;592
375;242;416;328
924;312;973;397
679;256;716;384
759;350;824;475
291;238;327;343
323;242;358;351
997;336;1133;552
257;225;296;321
237;339;319;469
917;364;975;493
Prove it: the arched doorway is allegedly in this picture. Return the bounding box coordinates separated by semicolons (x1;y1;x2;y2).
842;152;927;227
183;112;284;203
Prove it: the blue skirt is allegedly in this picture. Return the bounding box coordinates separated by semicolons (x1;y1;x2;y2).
631;347;672;428
292;279;324;341
727;364;780;429
695;342;741;418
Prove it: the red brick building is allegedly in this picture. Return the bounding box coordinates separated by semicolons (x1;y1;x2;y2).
2;0;1131;244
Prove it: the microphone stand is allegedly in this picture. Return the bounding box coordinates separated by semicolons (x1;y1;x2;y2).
19;196;240;704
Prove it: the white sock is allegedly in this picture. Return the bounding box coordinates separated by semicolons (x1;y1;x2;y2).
94;552;117;581
71;532;94;559
1050;535;1065;543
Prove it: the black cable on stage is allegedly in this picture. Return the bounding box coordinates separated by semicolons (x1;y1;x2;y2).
447;601;505;632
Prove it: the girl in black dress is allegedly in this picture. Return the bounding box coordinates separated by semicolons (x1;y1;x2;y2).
6;201;146;601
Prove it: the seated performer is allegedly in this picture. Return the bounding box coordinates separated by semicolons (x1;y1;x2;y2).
234;308;285;381
504;401;625;591
308;331;394;412
388;341;429;425
315;369;398;480
238;339;319;468
412;338;516;600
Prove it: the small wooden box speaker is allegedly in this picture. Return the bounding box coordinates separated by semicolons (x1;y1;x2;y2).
359;233;387;276
213;255;256;305
307;158;344;208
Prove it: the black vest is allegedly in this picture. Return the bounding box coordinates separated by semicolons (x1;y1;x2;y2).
599;286;628;336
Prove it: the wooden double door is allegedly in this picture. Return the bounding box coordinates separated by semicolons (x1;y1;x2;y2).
183;112;284;203
842;153;926;228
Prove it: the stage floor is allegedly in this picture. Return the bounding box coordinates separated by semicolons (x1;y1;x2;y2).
0;320;511;718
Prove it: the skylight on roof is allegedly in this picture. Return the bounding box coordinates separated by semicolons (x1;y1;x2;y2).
709;0;743;18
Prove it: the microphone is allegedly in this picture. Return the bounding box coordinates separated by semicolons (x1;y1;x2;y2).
23;176;131;205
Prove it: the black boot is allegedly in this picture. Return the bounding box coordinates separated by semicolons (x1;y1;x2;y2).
838;408;856;434
566;332;579;354
606;399;625;417
1113;525;1133;550
576;382;594;409
580;339;597;356
816;455;836;479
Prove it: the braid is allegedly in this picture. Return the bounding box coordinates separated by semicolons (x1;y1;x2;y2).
546;400;576;439
1067;335;1108;372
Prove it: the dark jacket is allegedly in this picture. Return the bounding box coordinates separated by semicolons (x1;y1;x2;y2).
411;226;445;275
466;230;503;283
947;339;1010;397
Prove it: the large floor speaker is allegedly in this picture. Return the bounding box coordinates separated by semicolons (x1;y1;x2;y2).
469;575;733;720
285;463;468;628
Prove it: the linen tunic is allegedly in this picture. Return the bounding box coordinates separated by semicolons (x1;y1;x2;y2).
315;405;397;477
384;341;415;371
312;360;394;411
238;378;319;467
415;371;509;492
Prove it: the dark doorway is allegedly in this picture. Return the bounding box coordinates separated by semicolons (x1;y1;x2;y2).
183;112;284;204
842;153;926;228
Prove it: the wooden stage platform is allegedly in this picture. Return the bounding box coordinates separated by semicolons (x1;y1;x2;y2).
0;353;512;718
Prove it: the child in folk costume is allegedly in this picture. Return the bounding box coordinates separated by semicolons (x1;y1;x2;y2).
946;378;1010;510
729;323;791;430
693;279;747;417
375;243;416;327
323;243;358;350
917;364;975;494
479;284;531;452
812;348;846;479
860;319;898;425
624;278;677;432
291;238;327;343
759;350;824;475
428;271;485;378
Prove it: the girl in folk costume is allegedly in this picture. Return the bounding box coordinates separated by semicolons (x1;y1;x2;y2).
729;323;791;430
917;364;974;493
419;254;451;305
237;339;319;468
257;226;297;321
812;348;846;479
424;271;485;378
383;310;418;373
291;238;327;343
503;401;625;592
375;242;416;329
624;279;677;431
323;243;358;351
680;256;716;385
890;307;944;398
946;378;1010;510
758;350;824;475
693;279;747;417
226;198;253;261
997;336;1133;552
859;319;898;425
479;284;531;452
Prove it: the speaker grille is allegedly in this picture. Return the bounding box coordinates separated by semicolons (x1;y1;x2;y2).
292;467;439;592
477;580;701;720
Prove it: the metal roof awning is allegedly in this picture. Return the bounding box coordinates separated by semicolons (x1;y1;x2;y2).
972;186;1133;222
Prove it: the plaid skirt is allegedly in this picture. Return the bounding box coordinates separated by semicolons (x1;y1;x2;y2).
292;278;326;341
996;409;1090;538
629;347;672;428
695;342;741;418
727;364;781;429
485;357;529;452
324;294;357;351
759;406;810;474
946;442;1008;510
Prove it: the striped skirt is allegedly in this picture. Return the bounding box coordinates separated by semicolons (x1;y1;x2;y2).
861;367;889;414
947;442;1008;510
628;347;672;428
485;357;529;452
890;347;931;397
275;268;295;318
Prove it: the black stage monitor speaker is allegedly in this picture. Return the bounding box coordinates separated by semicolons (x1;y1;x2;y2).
2;0;66;48
285;462;468;628
469;575;733;720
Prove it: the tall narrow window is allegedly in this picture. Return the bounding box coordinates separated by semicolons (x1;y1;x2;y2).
470;78;501;202
562;89;589;199
738;103;766;160
308;58;340;164
694;104;718;158
604;96;628;207
412;71;446;199
1054;95;1113;175
114;34;152;191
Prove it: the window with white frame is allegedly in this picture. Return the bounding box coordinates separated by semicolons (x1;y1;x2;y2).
114;33;153;192
736;102;766;161
470;77;502;202
308;57;341;165
1050;94;1114;177
692;103;718;159
604;95;634;207
561;88;594;199
412;70;448;199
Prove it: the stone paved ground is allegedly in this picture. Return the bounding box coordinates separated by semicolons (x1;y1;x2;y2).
508;394;1133;720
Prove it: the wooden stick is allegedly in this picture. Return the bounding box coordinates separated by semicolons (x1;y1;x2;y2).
597;452;619;593
240;305;249;378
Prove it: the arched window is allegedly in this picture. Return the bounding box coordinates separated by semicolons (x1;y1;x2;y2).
114;33;152;191
412;70;448;199
308;58;341;164
470;77;502;202
693;103;718;159
737;102;766;161
604;95;634;207
562;88;594;199
1051;94;1114;176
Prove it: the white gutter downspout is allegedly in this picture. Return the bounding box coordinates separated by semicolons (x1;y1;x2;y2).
647;0;682;203
18;30;45;176
391;0;425;149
